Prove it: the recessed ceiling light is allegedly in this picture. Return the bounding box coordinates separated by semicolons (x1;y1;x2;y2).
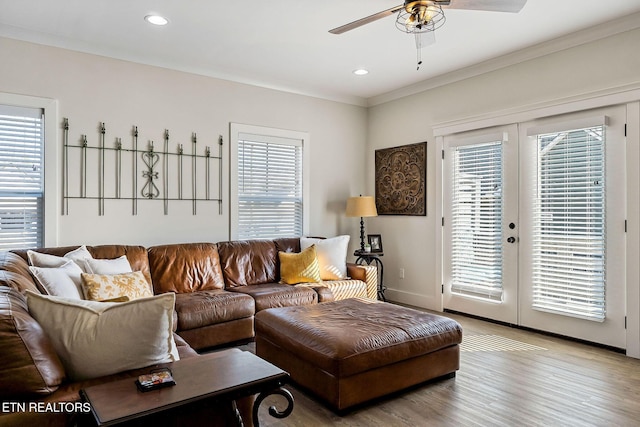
144;15;169;26
353;69;369;76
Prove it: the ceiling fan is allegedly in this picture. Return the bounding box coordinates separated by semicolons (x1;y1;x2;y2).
329;0;528;69
329;0;528;35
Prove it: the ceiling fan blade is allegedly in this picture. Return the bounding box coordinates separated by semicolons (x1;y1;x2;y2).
441;0;527;13
329;4;404;34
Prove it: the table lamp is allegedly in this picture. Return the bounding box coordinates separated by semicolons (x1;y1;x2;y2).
346;195;378;251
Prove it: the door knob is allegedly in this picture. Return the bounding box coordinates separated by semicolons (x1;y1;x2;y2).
507;236;516;243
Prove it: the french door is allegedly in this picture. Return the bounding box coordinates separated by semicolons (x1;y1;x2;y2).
443;124;519;324
443;106;627;349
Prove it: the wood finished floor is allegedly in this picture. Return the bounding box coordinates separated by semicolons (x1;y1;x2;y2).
249;308;640;427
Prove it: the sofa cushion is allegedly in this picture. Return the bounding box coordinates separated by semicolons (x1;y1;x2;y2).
218;240;278;287
274;237;300;254
0;287;66;398
148;243;225;293
174;290;255;331
227;283;317;312
81;271;153;301
279;245;321;284
26;292;179;381
0;252;42;294
300;235;350;280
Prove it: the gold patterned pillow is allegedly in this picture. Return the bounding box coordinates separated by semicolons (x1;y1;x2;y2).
81;271;153;302
279;245;321;285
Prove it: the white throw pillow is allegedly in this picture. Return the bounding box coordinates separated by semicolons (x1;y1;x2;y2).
63;245;93;262
26;292;180;381
29;260;85;299
80;255;133;275
27;245;94;269
300;235;350;280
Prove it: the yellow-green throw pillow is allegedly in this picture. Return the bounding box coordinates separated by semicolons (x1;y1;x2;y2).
279;245;321;285
81;271;153;301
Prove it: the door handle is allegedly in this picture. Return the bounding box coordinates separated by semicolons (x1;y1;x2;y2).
507;236;516;243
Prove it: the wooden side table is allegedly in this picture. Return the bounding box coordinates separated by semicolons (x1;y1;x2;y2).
80;350;293;427
354;250;386;301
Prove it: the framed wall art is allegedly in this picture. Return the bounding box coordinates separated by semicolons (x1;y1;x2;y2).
375;142;427;216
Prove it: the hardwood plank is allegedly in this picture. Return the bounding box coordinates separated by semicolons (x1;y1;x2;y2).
247;309;640;426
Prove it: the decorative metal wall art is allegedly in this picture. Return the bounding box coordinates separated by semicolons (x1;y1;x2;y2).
375;142;427;216
62;118;223;216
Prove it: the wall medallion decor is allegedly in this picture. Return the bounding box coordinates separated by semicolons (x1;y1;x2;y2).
375;142;426;216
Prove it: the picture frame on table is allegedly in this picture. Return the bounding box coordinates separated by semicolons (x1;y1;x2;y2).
367;234;383;253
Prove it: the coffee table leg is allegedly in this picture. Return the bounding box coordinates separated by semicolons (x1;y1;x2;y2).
252;387;294;427
231;400;245;427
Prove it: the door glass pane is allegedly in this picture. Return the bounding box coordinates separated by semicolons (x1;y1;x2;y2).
451;141;503;301
532;125;605;321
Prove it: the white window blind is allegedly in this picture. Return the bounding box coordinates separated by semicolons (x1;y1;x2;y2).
0;105;44;250
237;134;303;239
451;141;504;301
532;124;606;321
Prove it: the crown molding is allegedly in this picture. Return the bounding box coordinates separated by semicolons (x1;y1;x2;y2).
367;12;640;107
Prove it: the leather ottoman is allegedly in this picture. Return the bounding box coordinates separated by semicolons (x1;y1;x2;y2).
254;298;462;411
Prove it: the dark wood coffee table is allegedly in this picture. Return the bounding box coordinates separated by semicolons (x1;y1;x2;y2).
80;349;293;427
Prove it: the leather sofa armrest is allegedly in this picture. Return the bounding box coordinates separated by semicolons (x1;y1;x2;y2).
312;286;335;303
347;263;366;281
347;263;378;300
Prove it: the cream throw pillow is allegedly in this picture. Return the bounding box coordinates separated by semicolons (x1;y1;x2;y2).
300;235;350;280
26;292;179;381
29;260;84;299
63;245;94;262
27;246;94;297
81;271;153;301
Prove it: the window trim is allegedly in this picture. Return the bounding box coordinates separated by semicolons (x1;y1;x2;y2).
229;123;310;240
0;93;58;247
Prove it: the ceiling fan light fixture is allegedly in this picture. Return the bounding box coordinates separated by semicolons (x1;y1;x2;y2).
396;2;445;34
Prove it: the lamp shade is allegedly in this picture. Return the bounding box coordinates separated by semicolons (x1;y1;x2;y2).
346;196;378;218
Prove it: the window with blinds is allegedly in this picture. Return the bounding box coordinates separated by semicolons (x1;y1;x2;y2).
237;134;303;239
532;124;606;321
451;141;504;301
0;105;44;250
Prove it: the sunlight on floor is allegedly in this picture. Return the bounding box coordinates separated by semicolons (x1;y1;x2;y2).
461;335;548;352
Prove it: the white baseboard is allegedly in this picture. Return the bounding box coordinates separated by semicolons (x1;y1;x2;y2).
384;288;443;312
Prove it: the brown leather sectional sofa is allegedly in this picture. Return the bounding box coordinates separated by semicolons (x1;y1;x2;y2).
0;237;375;427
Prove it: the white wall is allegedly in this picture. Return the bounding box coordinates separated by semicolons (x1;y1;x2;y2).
0;37;368;247
367;28;640;308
